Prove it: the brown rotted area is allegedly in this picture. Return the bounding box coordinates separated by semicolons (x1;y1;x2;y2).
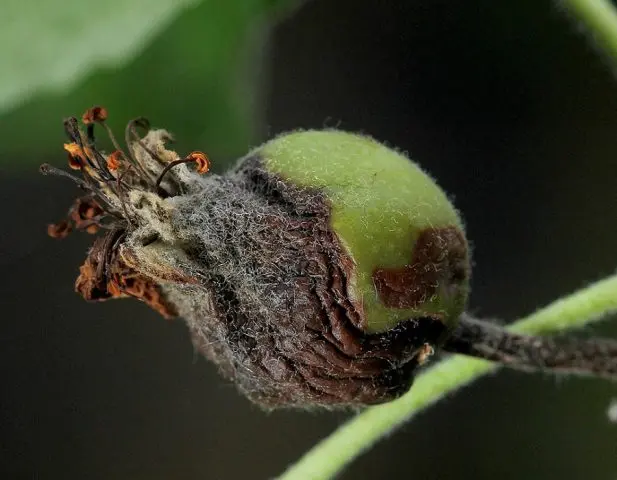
182;156;449;408
373;226;469;310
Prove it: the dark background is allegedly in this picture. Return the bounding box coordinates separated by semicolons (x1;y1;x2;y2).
2;0;617;478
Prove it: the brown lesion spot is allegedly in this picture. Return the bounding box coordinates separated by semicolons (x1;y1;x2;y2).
372;227;469;309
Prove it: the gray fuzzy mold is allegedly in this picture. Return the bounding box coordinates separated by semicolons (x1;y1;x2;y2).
125;154;445;408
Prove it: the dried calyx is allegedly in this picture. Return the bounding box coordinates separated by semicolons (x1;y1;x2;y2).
42;107;211;319
44;107;617;409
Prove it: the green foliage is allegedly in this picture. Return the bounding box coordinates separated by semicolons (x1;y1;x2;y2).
1;0;295;167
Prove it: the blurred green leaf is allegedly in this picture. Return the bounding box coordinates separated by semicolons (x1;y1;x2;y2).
1;0;298;168
1;0;199;113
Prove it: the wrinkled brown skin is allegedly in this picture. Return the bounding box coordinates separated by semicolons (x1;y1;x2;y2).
158;156;470;408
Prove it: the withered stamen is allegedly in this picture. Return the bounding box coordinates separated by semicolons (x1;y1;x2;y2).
79;118;139;212
40;163;123;220
124;118;154;183
101;122;125;158
116;167;137;229
85;124;96;148
83;107;142;190
41;163;96;191
155;152;210;189
63;117;100;171
80;168;123;216
128;118;166;167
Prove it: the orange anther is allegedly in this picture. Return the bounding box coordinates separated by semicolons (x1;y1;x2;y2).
47;220;72;239
188;151;210;174
64;142;92;169
82;106;108;124
107;150;123;171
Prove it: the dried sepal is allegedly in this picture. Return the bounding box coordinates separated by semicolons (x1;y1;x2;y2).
75;232;177;319
44;106;211;319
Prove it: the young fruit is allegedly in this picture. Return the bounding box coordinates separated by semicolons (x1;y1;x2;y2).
43;108;470;408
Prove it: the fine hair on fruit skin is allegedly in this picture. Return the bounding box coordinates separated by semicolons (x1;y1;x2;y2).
43;107;617;409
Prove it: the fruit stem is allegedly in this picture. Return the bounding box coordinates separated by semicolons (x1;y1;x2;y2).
444;314;617;379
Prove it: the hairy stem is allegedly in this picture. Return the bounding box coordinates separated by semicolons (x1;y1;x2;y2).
560;0;617;64
444;314;617;378
278;274;617;480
